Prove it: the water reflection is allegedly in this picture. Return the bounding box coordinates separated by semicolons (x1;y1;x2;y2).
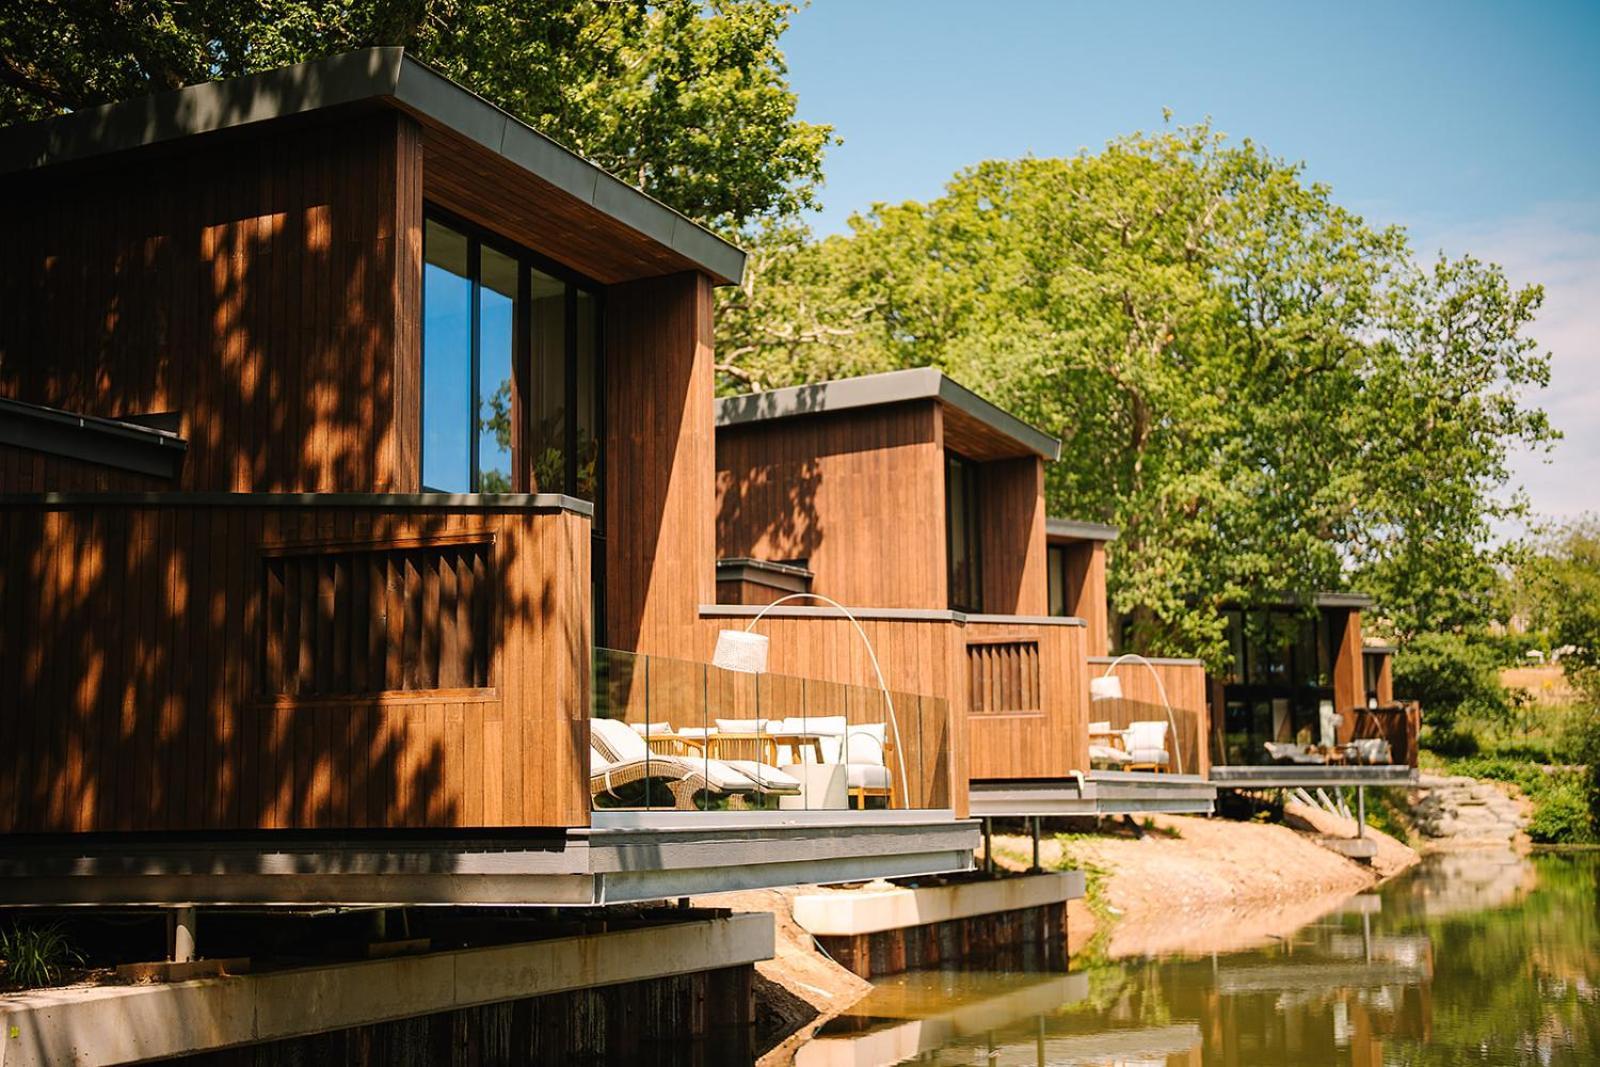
797;852;1598;1066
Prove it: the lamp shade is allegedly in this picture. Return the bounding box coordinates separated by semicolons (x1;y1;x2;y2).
1089;674;1123;702
713;630;769;674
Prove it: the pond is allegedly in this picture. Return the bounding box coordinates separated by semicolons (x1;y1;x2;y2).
797;851;1599;1065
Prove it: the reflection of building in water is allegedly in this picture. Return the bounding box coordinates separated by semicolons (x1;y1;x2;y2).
800;969;1209;1067
799;895;1438;1067
1185;902;1434;1066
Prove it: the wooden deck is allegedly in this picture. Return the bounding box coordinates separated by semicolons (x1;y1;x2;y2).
1209;764;1419;788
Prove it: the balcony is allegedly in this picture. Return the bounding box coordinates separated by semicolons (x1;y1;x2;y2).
591;647;953;814
0;492;975;905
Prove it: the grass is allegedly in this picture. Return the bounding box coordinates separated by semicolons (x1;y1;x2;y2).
1049;834;1117;966
0;922;82;990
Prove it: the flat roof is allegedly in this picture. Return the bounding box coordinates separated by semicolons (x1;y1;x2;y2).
1046;517;1119;542
1238;591;1378;611
0;396;187;479
0;48;744;286
715;368;1062;461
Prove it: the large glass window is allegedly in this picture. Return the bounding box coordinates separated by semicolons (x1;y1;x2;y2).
420;212;602;501
945;451;983;612
1047;544;1068;617
422;220;472;492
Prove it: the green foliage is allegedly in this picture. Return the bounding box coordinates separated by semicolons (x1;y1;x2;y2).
1440;755;1597;845
0;922;82;989
1516;516;1600;703
719;123;1554;664
1395;631;1513;728
0;1;832;234
1362;786;1414;843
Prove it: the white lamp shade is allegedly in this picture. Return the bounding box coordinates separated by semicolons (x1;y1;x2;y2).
1089;674;1123;702
713;630;769;674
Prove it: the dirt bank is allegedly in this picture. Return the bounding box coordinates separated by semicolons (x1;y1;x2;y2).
693;887;873;1060
989;808;1418;958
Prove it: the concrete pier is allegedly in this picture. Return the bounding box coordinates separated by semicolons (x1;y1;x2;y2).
792;871;1084;979
0;913;772;1066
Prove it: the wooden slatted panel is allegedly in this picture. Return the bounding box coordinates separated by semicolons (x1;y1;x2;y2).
967;640;1041;713
262;541;494;697
0;500;590;834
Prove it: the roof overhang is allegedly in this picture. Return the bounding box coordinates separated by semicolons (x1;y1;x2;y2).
1045;517;1119;543
715;368;1062;461
1236;591;1378;611
0;48;744;286
0;397;187;479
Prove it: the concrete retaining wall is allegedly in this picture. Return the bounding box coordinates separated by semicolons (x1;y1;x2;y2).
0;914;772;1066
792;872;1083;979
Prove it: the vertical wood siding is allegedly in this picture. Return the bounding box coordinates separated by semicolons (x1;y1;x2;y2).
0;112;420;494
715;403;945;610
604;272;717;659
0;500;590;833
977;456;1047;616
964;623;1089;781
1085;656;1211;777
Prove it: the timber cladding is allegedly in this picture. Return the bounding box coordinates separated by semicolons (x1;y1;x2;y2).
0;110;423;494
715;402;946;610
964;623;1089;781
1087;657;1211;777
0;497;590;834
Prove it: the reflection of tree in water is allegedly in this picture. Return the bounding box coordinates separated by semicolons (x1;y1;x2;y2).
1399;853;1599;1065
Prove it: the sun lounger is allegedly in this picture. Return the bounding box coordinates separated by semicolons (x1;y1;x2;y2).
1264;741;1327;764
593;718;799;807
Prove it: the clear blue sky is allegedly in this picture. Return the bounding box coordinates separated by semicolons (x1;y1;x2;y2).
780;0;1600;523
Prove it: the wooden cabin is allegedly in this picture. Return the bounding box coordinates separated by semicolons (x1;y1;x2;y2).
1205;597;1420;787
713;370;1215;816
0;50;973;907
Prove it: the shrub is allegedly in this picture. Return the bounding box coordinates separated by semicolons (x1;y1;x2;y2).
1524;772;1597;845
0;922;82;989
1395;632;1511;729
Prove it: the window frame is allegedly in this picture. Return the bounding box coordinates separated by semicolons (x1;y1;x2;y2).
944;450;984;613
420;205;608;644
420;204;604;497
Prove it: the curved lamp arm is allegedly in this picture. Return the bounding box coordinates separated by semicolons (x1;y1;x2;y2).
1097;653;1186;775
739;593;912;810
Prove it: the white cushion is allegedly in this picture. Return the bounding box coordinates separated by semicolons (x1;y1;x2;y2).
1089;744;1131;764
1122;721;1168;751
843;723;887;766
1088;721;1113;733
1126;748;1170;765
714;718;770;734
590;747;613;776
631;721;674;736
719;760;802;792
848;764;891;791
591;717;649;763
696;758;758;791
777;715;846;736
